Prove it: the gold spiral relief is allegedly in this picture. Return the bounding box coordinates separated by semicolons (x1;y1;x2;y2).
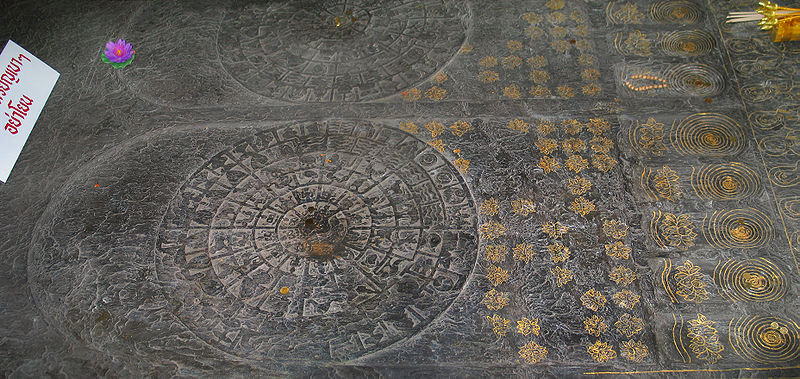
672;113;745;156
660;30;715;56
650;0;704;24
749;110;785;131
780;196;800;219
691;163;761;200
704;208;774;249
663;64;724;97
769;163;800;188
730;315;800;363
714;258;787;302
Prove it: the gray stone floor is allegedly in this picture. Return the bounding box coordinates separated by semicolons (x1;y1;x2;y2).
1;0;800;376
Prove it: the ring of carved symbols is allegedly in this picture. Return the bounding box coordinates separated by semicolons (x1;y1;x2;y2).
216;0;468;102
156;120;477;361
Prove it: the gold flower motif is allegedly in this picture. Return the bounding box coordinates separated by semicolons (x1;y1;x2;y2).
425;86;447;100
507;118;530;133
513;243;535;262
551;266;574;287
427;139;445;152
538;156;560;173
659;213;697;249
592;153;617;172
551;40;571;54
526;25;545;39
403;88;421;101
398;122;418;134
673;260;709;303
612;290;641;309
569;196;595;216
547;11;566;24
614;3;645;24
605;241;631;260
582;82;602;96
584;315;608;337
450;120;472;136
637;118;667;155
535;137;559;155
486;265;510;287
478;70;500;83
590;136;614;154
454;158;470;174
548;242;570;263
518;341;548;364
537;120;557;136
425;121;445;137
581;288;607;311
527;55;548;69
482;289;510;311
529;85;551;97
577;54;595;66
586;118;610;135
484;245;507;263
542;221;568;239
511;199;536;216
624;30;651;56
479;56;498;68
565;154;589;173
507;40;523;52
687;313;724;363
522;12;541;24
549;26;569;39
479;221;506;240
486;314;511;336
620;340;649;362
573;24;589;36
588;341;617;363
603;219;628;240
529;69;550;84
433;72;449;84
609;266;637;286
504;84;522;99
615;313;644;338
654;165;682;201
570;10;586;24
517;317;541;336
581;68;601;82
545;0;565;10
561;119;583;135
562;138;587;154
567;176;592;196
502;55;523;69
480;198;500;216
575;39;592;50
460;43;473;54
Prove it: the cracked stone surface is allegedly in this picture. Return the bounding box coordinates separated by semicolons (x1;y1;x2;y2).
2;0;800;377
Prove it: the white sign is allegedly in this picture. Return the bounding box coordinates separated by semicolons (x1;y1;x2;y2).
0;40;59;183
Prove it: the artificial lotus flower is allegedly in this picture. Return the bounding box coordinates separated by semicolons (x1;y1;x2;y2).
101;39;135;68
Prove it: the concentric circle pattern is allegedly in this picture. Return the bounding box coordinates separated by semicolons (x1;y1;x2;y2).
692;162;761;200
216;1;468;102
714;258;787;302
704;208;774;249
664;64;724;97
660;30;715;56
156;121;478;361
672;113;745;156
650;0;704;24
731;315;800;363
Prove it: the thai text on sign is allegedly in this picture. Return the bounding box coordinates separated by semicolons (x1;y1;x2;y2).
0;40;60;183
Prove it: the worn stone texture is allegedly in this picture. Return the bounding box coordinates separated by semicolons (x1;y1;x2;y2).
1;0;800;377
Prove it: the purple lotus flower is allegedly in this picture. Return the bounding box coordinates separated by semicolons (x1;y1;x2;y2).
104;39;134;63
